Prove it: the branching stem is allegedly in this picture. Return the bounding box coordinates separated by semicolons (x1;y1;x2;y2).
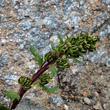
11;56;59;109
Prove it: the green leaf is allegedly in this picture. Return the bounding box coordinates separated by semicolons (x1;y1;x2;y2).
32;57;43;67
49;65;57;76
50;41;56;51
30;45;43;67
57;33;64;44
39;83;59;93
31;81;39;87
50;41;60;56
70;57;83;64
2;91;20;102
66;35;70;40
0;103;9;110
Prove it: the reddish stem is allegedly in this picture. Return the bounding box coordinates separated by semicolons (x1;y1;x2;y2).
11;87;26;109
11;56;58;109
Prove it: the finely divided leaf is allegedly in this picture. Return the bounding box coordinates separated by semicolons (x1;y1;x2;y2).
70;57;83;64
57;33;64;44
49;65;57;76
66;35;70;40
50;41;56;51
30;45;43;67
2;91;20;102
39;84;59;93
50;41;59;56
31;81;39;87
32;57;43;67
0;103;9;110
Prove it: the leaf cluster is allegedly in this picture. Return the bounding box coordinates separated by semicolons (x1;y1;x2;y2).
0;91;20;110
18;75;32;90
0;32;100;110
30;32;100;93
30;46;43;68
32;66;58;94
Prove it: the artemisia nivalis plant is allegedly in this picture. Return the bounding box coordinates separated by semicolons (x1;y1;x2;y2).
0;33;100;110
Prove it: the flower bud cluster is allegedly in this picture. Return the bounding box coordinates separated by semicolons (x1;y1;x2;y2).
44;33;100;69
38;72;52;85
18;76;32;90
56;55;70;69
60;33;100;58
44;50;56;63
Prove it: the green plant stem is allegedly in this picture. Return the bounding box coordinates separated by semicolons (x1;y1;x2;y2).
11;56;59;109
10;33;100;109
32;58;57;83
10;87;26;109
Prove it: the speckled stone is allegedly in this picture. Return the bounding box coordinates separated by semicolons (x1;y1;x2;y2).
0;0;110;110
1;73;18;85
18;20;32;30
49;96;63;106
0;53;9;67
83;97;91;105
15;98;46;110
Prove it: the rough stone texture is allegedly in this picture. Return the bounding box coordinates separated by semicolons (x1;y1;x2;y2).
15;98;46;110
58;50;110;110
0;0;110;110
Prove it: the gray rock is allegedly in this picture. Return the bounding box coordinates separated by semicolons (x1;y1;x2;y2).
93;102;103;110
17;9;25;19
34;38;48;49
29;27;40;37
0;0;110;110
17;8;32;19
0;71;2;76
15;98;46;110
99;31;107;41
97;13;107;20
1;73;18;85
83;97;91;105
13;54;21;61
19;43;25;51
107;25;110;34
103;103;110;110
18;20;32;30
105;56;110;67
41;45;51;56
0;53;9;67
64;104;69;110
0;0;7;7
80;0;85;6
49;96;63;106
83;47;107;62
0;14;7;22
72;16;80;25
102;0;110;4
2;97;10;106
73;109;81;110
